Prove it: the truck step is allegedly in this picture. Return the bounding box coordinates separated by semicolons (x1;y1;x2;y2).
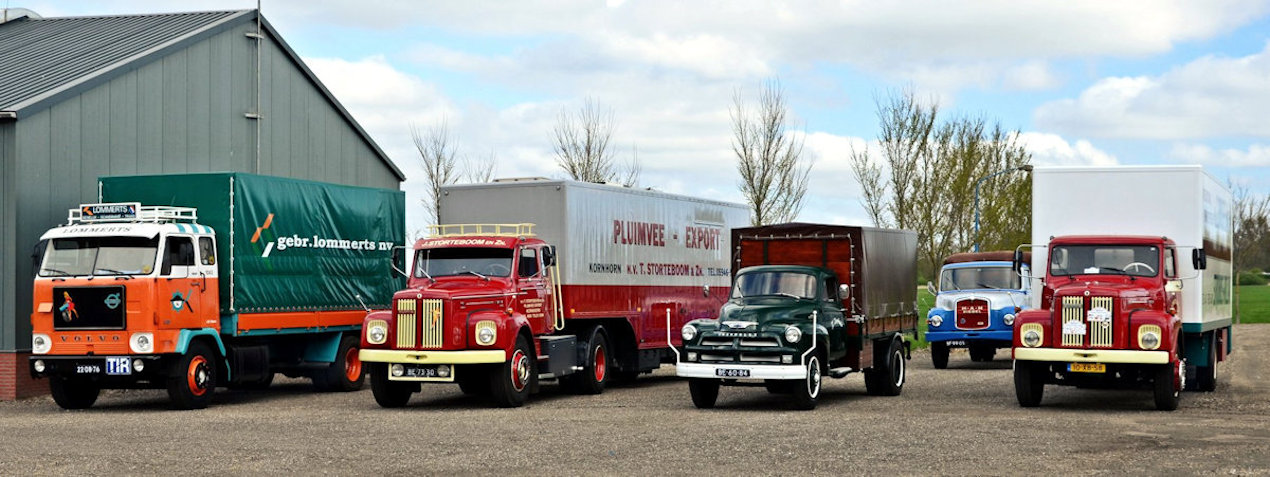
828;367;854;379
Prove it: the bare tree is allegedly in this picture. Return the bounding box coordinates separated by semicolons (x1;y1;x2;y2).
466;148;498;183
552;97;640;186
732;79;812;226
413;120;461;225
1234;184;1270;274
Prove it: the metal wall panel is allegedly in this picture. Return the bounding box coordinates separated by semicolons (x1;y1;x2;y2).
0;122;14;349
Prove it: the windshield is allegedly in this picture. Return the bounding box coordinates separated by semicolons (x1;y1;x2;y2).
731;271;818;300
414;247;513;278
40;236;159;277
1050;245;1160;278
939;266;1020;291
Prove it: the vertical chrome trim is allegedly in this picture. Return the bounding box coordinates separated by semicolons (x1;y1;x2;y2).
1090;296;1113;348
1061;296;1084;347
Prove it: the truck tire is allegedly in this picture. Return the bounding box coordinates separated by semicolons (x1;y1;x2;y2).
1013;361;1044;407
931;342;950;369
1196;333;1219;392
314;335;365;392
167;341;217;410
369;363;416;408
865;338;906;396
49;376;99;410
564;327;609;395
688;378;720;409
1153;360;1182;411
791;355;822;410
456;365;490;396
489;335;534;407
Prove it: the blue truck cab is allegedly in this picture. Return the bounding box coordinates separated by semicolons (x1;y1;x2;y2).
924;251;1031;368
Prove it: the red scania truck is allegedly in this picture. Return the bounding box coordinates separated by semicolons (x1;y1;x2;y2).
358;179;749;407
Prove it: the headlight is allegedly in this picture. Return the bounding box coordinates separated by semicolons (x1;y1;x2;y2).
391;364;405;377
784;326;802;344
1003;314;1016;326
132;359;145;373
1021;324;1042;348
928;315;943;328
1138;325;1162;350
367;320;388;344
437;364;451;378
32;333;51;354
33;360;46;373
476;320;497;345
129;332;154;354
681;324;697;341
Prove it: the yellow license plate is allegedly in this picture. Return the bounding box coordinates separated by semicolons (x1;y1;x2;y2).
1068;363;1106;373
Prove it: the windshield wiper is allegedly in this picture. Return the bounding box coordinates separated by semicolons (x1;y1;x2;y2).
976;282;1000;289
41;268;71;276
459;270;489;281
96;268;131;276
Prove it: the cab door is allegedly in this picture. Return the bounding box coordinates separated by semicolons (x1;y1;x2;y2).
194;235;220;327
159;235;204;328
822;275;848;358
516;246;552;335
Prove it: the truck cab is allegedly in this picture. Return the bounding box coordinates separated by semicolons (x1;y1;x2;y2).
925;252;1031;368
1012;235;1201;411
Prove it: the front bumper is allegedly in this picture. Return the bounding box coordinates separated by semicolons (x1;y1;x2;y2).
925;330;1012;345
359;348;505;365
1013;347;1170;364
676;362;806;380
30;355;168;384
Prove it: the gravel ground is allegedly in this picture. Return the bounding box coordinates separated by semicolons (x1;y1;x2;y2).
2;324;1268;476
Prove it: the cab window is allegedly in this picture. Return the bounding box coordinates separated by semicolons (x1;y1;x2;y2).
1164;248;1176;277
518;248;540;278
823;276;838;302
163;236;195;274
199;237;216;266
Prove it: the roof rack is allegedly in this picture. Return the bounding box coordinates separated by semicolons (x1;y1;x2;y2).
427;223;535;238
68;203;199;224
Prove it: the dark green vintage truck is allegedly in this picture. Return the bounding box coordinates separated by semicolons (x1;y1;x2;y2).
674;223;918;410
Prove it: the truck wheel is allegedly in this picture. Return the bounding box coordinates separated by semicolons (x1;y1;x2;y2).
456;366;490;396
489;335;534;407
1013;361;1044;407
49;376;99;410
865;339;906;396
314;335;365;392
1153;360;1183;411
791;355;822;410
369;363;417;407
565;327;609;395
688;378;720;409
167;341;217;410
931;342;949;369
1196;333;1219;392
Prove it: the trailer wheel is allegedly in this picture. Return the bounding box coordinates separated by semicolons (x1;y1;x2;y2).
314;335;366;392
688;378;720;409
791;355;822;410
1013;361;1044;407
1196;333;1219;392
167;341;217;410
369;363;416;408
564;327;609;395
1153;360;1183;411
490;335;534;407
49;376;99;410
931;342;950;369
865;338;906;396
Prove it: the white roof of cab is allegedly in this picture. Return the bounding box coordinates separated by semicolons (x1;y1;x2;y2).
40;222;214;240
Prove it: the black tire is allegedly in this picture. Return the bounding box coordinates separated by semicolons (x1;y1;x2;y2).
791;355;822;410
489;334;534;408
456;366;490;396
931;342;950;369
1154;360;1182;411
1013;361;1044;407
564;327;609;395
369;363;416;408
1196;333;1219;392
688;378;720;409
865;339;906;396
314;335;366;392
167;341;217;410
49;376;99;410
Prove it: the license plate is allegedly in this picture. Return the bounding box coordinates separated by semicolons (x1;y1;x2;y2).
105;357;131;375
944;340;967;347
404;365;442;378
1068;362;1106;373
75;364;102;374
715;368;750;378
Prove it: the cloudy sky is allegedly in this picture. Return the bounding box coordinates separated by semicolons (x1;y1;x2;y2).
25;1;1270;234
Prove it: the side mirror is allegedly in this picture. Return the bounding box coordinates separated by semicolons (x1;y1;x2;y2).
391;245;408;278
1012;249;1024;273
838;283;851;302
1192;248;1207;270
702;285;710;298
543;245;557;267
926;281;937;297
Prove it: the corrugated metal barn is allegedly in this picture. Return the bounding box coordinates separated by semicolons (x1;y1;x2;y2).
0;9;405;399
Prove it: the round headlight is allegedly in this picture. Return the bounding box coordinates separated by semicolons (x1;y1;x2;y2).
681;324;697;341
477;322;497;346
32;334;51;354
1003;314;1016;326
784;326;802;344
367;320;388;344
437;364;451;378
928;315;943;328
1022;329;1041;347
32;360;46;373
391;364;405;377
129;332;154;354
1141;331;1160;350
132;359;145;373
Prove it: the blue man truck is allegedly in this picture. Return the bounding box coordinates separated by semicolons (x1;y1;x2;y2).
925;251;1031;368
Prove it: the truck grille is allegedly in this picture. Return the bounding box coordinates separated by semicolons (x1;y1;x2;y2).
1060;296;1113;348
395;298;446;349
955;298;990;330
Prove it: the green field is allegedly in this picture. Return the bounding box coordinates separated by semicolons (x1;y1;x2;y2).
914;288;934;349
1238;285;1270;324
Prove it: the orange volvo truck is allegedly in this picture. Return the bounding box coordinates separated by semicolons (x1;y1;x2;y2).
29;173;403;409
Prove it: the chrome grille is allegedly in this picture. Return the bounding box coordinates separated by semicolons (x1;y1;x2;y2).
419;299;444;348
1060;296;1114;348
1061;296;1084;347
1089;296;1113;348
396;298;416;348
739;338;781;347
739;354;781;363
700;337;734;347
